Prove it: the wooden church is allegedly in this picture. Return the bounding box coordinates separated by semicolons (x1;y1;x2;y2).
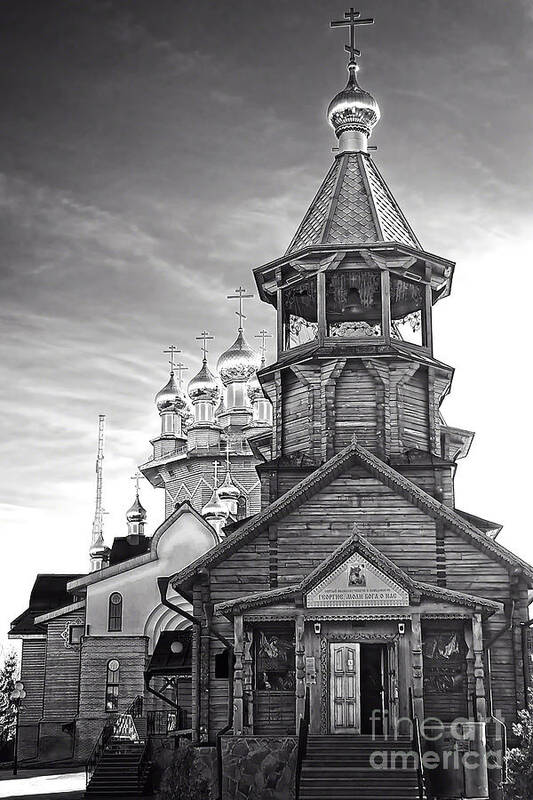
165;10;532;800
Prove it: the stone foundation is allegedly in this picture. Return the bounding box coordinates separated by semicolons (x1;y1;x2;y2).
221;736;297;800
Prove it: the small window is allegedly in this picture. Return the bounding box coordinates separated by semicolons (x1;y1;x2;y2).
105;659;120;711
108;593;122;632
69;624;84;645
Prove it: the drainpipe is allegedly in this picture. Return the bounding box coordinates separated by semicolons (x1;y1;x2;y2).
203;601;234;800
157;576;202;741
486;600;515;716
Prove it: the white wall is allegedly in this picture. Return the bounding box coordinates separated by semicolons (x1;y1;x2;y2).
85;508;216;651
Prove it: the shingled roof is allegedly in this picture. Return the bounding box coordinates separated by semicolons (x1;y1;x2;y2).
286;152;421;255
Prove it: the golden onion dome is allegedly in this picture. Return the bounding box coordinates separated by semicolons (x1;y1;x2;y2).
247;371;264;403
217;330;261;387
202;488;229;521
218;469;241;501
327;64;380;139
188;360;220;402
155;372;188;413
126;493;147;523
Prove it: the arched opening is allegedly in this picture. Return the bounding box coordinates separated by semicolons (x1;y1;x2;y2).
108;592;123;632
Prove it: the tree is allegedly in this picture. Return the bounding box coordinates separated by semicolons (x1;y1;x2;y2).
504;691;533;799
0;650;19;743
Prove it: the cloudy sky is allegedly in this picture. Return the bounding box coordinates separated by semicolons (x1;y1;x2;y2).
1;0;532;654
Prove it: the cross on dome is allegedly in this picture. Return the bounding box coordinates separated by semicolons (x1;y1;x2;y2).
196;330;214;363
163;345;181;374
227;287;253;332
175;362;188;386
330;7;374;67
130;472;143;495
255;329;272;366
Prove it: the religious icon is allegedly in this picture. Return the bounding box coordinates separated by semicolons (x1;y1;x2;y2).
348;564;366;586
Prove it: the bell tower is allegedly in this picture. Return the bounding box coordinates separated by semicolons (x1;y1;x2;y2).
253;9;473;503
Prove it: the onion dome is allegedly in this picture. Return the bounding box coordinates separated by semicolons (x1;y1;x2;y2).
202;488;229;522
217;330;261;387
247;371;264;403
327;63;380;140
126;493;147;524
218;469;241;503
188;360;220;402
155;372;188;413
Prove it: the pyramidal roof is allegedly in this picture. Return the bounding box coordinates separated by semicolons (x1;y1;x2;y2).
286;151;421;255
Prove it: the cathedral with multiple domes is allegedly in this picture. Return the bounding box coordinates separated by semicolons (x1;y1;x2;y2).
8;10;532;800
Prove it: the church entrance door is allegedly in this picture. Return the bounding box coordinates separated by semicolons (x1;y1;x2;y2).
329;643;361;733
329;642;388;735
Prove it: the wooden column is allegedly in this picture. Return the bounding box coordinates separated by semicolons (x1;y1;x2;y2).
276;287;285;359
233;614;244;735
410;613;424;721
243;630;254;734
464;622;476;718
295;613;306;723
317;271;327;344
423;282;433;355
472;612;487;721
381;269;391;344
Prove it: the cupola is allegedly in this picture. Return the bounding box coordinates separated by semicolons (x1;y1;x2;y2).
187;332;222;450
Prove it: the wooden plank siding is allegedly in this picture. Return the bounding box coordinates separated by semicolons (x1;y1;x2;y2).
401;367;430;452
281;370;312;455
334;362;378;451
43;613;83;720
20;639;47;723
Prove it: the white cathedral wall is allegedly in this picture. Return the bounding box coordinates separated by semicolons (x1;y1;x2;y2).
84;509;217;652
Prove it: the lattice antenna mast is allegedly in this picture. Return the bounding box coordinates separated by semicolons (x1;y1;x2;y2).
91;414;106;548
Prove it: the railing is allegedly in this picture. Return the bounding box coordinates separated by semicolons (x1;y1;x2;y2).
489;714;508;784
137;736;153;791
295;688;310;800
409;688;427;800
86;695;145;786
147;707;190;736
86;718;115;786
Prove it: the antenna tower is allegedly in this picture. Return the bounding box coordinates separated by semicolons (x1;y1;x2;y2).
91;414;106;549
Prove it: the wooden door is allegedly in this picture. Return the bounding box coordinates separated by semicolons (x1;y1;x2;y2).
330;643;361;734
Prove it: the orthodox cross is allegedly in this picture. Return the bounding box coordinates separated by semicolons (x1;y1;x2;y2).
213;460;221;488
330;7;374;65
255;329;272;366
163;345;181;374
131;472;143;496
227;286;253;331
175;362;188;386
196;330;214;362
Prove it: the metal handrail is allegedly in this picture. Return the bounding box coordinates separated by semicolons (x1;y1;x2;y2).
295;687;311;800
86;718;115;786
488;714;508;784
409;687;427;800
86;695;145;786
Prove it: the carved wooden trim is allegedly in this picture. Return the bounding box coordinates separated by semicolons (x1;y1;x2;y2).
472;613;486;721
243;628;254;734
295;614;305;722
273;370;282;459
410;613;424;721
233;614;244;735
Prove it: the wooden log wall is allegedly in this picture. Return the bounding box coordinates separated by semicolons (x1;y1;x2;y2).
20;639;47;724
43;612;83;720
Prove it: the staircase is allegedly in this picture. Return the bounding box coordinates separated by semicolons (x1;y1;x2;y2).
85;740;151;797
299;735;421;800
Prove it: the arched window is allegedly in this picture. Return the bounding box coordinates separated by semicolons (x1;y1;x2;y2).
105;659;120;711
108;592;122;631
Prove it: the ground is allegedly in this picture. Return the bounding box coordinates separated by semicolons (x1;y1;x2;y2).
0;768;85;799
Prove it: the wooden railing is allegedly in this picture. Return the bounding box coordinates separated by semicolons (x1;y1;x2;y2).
409;688;427;800
295;687;310;800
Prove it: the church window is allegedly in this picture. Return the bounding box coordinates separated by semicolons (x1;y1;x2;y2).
390;274;426;346
108;592;123;631
69;624;84;645
105;659;120;711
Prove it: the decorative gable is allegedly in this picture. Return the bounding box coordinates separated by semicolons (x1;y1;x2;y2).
306;552;409;608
